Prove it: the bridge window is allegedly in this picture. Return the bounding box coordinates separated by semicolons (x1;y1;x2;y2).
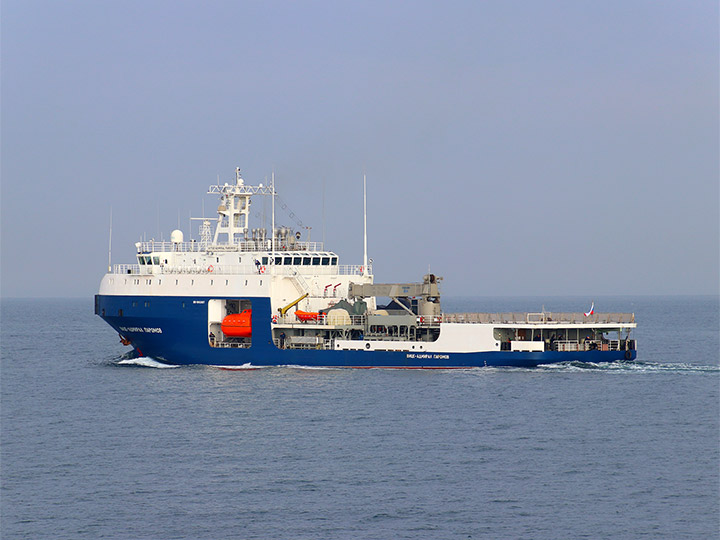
312;257;320;265
303;257;311;265
262;257;268;265
321;257;330;265
331;257;337;265
284;257;292;265
153;257;160;265
293;257;301;265
275;256;282;265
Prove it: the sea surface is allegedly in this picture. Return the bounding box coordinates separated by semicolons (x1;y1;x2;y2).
1;296;718;539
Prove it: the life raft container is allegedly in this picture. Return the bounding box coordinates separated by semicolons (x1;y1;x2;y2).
221;309;252;337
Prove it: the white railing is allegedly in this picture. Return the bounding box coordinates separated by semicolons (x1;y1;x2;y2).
114;264;142;274
441;312;635;325
338;264;372;276
163;264;258;275
257;265;367;277
111;263;369;277
213;341;252;349
274;314;367;326
138;241;204;253
555;340;634;352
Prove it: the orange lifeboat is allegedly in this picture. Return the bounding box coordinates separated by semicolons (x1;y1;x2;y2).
221;309;252;337
295;310;320;322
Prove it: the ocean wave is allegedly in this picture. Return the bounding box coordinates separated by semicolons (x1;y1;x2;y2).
212;363;266;370
536;360;719;374
117;357;179;369
114;358;718;373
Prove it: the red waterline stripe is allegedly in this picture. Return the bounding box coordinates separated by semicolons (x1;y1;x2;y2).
215;365;472;370
346;366;470;370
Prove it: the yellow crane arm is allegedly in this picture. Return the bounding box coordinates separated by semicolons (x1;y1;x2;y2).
280;293;309;316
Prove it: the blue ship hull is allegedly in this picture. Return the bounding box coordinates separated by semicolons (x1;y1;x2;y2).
95;295;637;368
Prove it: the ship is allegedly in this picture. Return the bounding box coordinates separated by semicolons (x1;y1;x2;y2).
95;167;637;368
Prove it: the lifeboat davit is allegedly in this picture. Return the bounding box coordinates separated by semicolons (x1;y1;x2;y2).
295;310;320;322
221;309;252;337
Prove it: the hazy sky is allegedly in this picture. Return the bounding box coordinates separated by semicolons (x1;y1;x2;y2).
2;0;718;298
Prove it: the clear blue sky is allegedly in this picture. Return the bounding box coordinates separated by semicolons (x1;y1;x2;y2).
2;0;718;297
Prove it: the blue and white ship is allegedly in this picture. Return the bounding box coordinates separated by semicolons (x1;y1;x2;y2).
95;167;637;368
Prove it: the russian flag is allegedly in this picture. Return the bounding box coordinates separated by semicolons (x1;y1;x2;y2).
584;301;595;317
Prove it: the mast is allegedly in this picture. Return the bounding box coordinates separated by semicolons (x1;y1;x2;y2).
108;207;113;272
363;174;368;276
271;171;276;267
206;167;273;246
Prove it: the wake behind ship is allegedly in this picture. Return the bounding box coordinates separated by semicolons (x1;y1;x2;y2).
95;167;637;368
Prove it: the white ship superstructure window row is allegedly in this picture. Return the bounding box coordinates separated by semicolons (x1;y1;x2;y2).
134;253;339;268
261;255;338;266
